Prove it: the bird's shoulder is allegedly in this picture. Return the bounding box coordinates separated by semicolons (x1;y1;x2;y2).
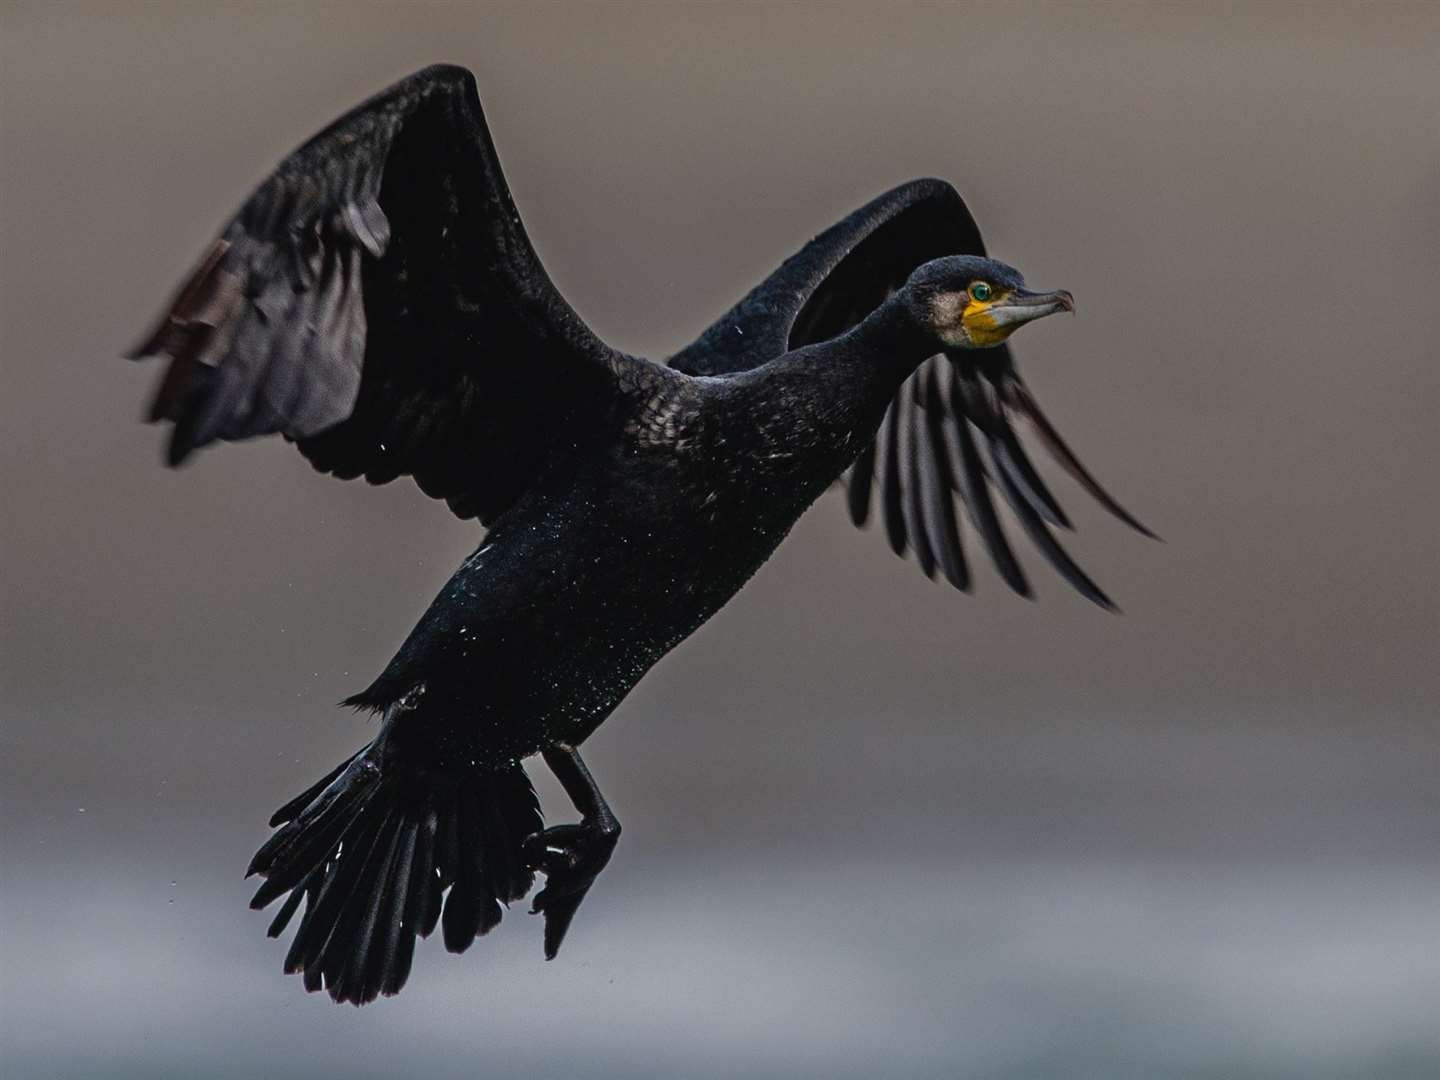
613;357;711;453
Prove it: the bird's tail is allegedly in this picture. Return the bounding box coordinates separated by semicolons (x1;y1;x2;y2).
246;738;541;1005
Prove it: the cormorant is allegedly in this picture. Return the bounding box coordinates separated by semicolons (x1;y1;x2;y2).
128;65;1152;1005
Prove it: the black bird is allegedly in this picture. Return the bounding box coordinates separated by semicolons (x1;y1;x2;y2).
129;65;1152;1005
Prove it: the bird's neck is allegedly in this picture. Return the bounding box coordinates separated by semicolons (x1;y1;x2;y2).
771;293;934;411
763;292;932;379
732;295;935;479
846;292;937;371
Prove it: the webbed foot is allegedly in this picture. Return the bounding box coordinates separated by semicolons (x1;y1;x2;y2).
523;819;619;959
524;744;621;959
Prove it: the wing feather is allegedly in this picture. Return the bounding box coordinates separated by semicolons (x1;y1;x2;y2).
901;389;937;579
1004;377;1158;540
129;65;666;525
878;397;907;557
917;363;970;590
948;370;1031;597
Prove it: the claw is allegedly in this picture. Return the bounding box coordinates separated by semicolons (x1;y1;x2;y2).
522;820;619;959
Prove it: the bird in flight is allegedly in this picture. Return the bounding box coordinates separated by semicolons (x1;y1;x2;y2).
129;65;1152;1005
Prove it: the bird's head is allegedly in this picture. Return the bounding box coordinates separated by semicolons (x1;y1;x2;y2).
903;255;1073;349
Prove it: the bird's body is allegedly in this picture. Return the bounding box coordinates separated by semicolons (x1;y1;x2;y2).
129;65;1150;1004
359;310;913;767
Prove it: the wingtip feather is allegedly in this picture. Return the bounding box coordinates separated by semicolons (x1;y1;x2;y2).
1005;377;1158;541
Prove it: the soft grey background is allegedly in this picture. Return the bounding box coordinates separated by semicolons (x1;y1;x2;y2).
3;3;1439;1077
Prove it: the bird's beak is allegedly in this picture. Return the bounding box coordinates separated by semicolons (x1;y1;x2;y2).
987;287;1075;329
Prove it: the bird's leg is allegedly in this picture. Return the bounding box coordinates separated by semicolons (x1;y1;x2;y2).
523;743;621;959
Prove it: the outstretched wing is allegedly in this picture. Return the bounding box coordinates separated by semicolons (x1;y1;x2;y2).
668;179;1153;607
129;64;657;525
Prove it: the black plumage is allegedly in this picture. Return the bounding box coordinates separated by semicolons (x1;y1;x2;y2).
128;65;1153;1004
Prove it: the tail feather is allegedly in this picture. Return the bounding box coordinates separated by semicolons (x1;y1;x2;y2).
318;805;399;1002
388;809;437;994
484;776;539;898
248;744;542;1005
334;809;404;1004
247;768;380;909
282;797;391;988
268;749;363;827
368;815;418;1000
265;874;310;938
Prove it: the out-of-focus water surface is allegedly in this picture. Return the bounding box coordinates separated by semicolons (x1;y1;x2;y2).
3;3;1439;1077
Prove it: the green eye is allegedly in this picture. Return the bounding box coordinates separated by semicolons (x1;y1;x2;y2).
970;282;993;302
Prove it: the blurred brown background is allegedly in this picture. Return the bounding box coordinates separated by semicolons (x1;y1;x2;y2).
3;3;1439;1077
